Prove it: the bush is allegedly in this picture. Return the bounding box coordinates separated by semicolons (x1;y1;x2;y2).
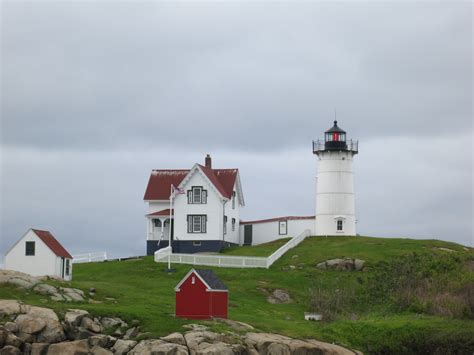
367;253;474;319
307;278;357;321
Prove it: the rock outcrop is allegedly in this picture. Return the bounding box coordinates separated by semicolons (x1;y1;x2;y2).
0;270;86;302
316;258;365;271
0;300;361;355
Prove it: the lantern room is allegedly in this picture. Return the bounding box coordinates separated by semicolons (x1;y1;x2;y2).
324;120;348;151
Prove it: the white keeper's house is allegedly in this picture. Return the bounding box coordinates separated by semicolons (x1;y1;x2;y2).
144;120;358;255
4;229;73;280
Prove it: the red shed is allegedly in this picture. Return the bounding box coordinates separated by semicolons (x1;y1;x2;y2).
175;269;228;319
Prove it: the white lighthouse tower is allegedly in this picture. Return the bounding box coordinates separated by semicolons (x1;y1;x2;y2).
313;121;358;236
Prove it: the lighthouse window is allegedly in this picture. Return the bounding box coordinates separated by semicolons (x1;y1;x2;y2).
337;220;343;231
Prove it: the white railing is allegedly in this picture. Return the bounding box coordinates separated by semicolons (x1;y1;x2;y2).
72;252;107;264
266;229;310;267
154;246;171;261
154;230;310;269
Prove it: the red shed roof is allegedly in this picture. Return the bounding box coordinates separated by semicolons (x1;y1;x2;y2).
32;229;73;259
144;166;238;200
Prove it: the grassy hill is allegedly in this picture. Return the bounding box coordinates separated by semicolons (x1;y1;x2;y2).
1;236;473;354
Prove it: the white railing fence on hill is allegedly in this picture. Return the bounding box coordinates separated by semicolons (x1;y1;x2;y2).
154;229;311;269
72;252;108;264
266;229;310;268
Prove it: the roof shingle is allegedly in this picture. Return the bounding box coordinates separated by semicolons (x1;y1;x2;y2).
32;229;72;259
194;269;228;290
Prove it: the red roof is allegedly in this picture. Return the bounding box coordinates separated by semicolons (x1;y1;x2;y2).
144;166;238;200
32;229;72;259
147;209;173;217
143;170;189;200
240;216;315;225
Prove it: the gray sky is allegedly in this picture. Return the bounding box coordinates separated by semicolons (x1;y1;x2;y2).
1;1;472;260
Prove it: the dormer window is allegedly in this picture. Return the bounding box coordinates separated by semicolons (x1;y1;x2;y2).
188;186;207;204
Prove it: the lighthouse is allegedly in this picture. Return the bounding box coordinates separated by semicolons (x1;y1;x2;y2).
313;121;358;236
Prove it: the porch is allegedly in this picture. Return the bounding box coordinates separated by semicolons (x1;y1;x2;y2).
146;209;174;242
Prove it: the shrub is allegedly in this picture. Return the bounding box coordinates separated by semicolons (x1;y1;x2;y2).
367;252;474;319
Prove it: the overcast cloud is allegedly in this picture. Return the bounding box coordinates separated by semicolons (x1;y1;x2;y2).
1;1;472;261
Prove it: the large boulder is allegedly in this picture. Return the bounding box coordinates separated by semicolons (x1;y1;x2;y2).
0;269;40;289
160;332;186;346
245;333;358;355
33;284;58;296
267;289;291;304
0;300;28;317
88;334;116;348
30;343;49;355
112;339;137;354
0;345;21;355
100;317;126;329
90;345;113;355
64;310;89;329
15;306;65;343
128;339;188;355
46;339;90;354
316;258;365;271
80;317;103;334
0;327;23;348
60;288;85;302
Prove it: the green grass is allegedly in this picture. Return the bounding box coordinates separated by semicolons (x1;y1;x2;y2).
1;236;473;354
220;238;290;256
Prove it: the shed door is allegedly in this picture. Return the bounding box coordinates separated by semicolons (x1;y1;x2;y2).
244;225;252;246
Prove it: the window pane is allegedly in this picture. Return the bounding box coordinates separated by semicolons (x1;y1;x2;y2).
193;187;201;203
193;216;201;232
25;241;35;256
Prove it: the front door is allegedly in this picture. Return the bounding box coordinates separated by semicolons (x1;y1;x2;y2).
244;225;252;246
61;257;65;278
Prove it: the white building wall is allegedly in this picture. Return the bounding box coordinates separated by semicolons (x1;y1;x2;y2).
4;230;58;277
240;218;315;245
315;150;356;235
174;169;224;241
223;185;240;245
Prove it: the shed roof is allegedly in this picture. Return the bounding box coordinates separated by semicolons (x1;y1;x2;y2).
175;268;228;292
32;229;73;259
194;269;228;290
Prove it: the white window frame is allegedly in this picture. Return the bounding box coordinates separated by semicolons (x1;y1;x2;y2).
231;218;236;231
279;221;288;235
188;186;207;204
187;215;207;233
336;220;344;232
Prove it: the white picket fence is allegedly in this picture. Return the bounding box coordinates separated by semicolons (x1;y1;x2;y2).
154;229;310;269
72;252;108;264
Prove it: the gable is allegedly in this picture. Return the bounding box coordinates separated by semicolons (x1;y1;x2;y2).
5;230;55;258
144;166;241;202
175;268;228;292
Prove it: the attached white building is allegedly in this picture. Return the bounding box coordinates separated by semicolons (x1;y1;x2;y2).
144;155;244;254
4;229;73;280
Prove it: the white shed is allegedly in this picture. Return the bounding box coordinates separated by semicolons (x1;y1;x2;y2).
4;229;73;280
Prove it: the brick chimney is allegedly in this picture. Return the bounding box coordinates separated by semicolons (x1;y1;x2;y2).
205;154;212;169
